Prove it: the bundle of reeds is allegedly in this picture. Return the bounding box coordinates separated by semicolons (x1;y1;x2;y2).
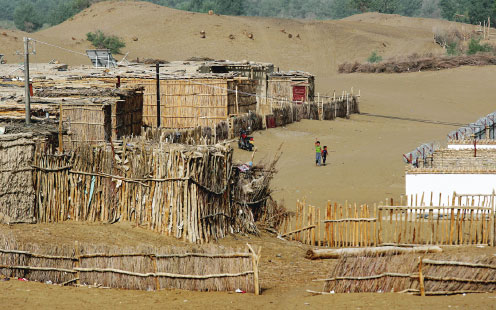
0;133;36;224
322;254;418;293
0;235;260;293
339;54;496;74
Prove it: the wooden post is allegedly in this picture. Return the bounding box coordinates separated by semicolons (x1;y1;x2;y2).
235;85;239;115
151;256;160;290
74;241;81;285
247;244;261;295
378;207;383;245
312;206;316;246
58;102;63;153
326;201;331;247
418;257;425;297
317;207;321;246
490;207;495;246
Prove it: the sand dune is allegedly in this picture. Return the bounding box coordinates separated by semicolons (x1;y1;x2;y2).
1;1;449;75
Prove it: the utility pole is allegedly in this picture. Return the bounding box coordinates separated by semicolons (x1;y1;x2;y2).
24;37;31;125
155;63;161;128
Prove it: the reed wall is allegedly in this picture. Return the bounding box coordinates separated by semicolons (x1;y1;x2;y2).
322;254;496;294
0;236;259;293
0;133;36;224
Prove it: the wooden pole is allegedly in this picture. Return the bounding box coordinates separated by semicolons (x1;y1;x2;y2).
247;244;261;295
74;241;81;285
419;257;425;297
24;37;31;125
58;102;63;153
235;85;239;115
317;207;321;246
155;64;162;128
152;256;160;290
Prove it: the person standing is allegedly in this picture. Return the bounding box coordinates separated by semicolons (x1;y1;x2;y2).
322;146;328;166
315;141;322;166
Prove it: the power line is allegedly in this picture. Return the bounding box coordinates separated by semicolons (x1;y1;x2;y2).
30;38;88;57
22;38;347;106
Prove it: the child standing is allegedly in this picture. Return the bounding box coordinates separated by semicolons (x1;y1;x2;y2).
315;141;322;166
322;146;328;166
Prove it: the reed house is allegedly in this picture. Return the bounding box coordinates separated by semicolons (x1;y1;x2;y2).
120;75;257;129
267;71;315;104
34;86;143;147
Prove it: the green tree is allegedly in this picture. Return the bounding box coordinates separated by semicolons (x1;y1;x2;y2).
330;0;360;19
214;0;243;15
372;0;400;14
86;30;126;54
351;0;373;12
13;2;42;32
467;0;495;25
397;0;422;16
467;38;493;55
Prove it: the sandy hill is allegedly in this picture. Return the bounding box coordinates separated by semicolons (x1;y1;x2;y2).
0;1;460;77
2;1;496;207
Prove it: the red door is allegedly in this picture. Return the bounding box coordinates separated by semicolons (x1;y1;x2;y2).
292;86;306;103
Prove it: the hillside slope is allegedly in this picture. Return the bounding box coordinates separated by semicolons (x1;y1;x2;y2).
0;1;454;77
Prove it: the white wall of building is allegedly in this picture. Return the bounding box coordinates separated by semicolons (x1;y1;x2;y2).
405;173;496;206
448;144;496;150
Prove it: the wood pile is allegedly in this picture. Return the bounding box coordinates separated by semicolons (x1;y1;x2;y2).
231;150;283;233
339;54;496;74
0;235;261;293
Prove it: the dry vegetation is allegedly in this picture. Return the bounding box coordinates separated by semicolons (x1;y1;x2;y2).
339;53;496;73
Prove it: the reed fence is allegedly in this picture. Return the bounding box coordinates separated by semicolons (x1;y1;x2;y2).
0;239;261;293
319;254;496;295
32;140;234;244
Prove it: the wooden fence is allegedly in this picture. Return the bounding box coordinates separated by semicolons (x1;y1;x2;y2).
279;199;496;247
279;201;321;246
0;242;261;294
32;141;234;244
378;206;495;246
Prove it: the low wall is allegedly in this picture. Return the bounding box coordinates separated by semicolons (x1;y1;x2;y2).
0;238;260;293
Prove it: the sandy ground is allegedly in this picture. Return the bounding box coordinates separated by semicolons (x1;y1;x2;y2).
1;1;496;308
235;66;496;211
1;223;496;309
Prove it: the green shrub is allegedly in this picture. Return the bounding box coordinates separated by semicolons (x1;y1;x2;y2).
467;38;493;55
367;51;382;63
86;30;126;54
446;42;459;56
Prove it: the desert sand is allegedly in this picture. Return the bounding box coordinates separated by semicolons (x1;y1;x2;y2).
1;1;496;308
